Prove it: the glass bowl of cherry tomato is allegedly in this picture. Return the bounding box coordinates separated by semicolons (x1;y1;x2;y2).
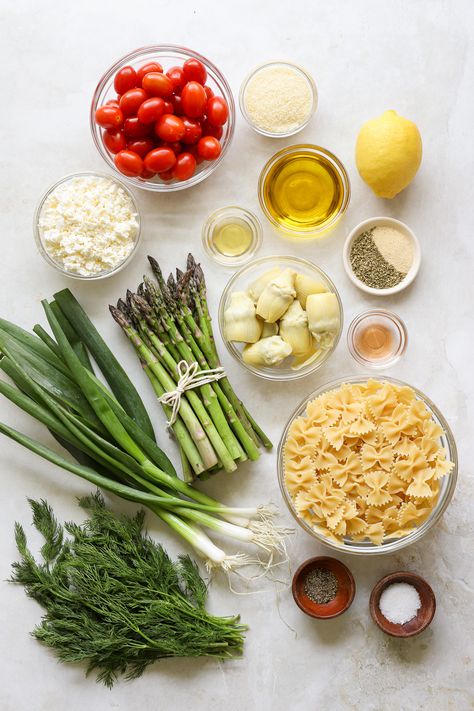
91;45;235;191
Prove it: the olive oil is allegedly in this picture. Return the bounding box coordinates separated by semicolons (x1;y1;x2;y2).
211;218;253;257
261;147;347;235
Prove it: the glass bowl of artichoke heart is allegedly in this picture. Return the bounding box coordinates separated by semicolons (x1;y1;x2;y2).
218;255;343;381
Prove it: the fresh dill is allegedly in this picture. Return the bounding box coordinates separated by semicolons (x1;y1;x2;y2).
10;492;246;688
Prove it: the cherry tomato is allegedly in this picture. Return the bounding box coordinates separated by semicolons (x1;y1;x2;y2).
136;62;163;84
144;147;176;173
142;72;173;98
120;88;148;117
103;129;126;154
206;96;228;127
126;138;155;158
162;100;174;114
159;169;175;181
106;99;121;108
166;65;186;92
114;150;143;177
204;85;214;100
170;94;183;115
123;117;151;139
159;141;182;155
114;66;138;94
140;166;156;179
137;97;165;124
197;135;222;160
183;58;207;85
201;119;223;140
95;105;124;129
172;152;196;181
181;81;207;118
181;117;202;145
187;145;205;165
156;114;185;142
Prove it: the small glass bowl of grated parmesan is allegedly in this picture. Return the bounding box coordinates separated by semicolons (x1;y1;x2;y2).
239;61;317;138
34;172;141;280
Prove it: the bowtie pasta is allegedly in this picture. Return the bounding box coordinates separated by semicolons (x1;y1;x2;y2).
283;380;455;545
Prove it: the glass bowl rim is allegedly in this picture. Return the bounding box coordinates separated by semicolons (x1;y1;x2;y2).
277;374;458;555
89;44;235;193
218;254;344;381
33;170;141;281
239;60;318;138
258;144;351;236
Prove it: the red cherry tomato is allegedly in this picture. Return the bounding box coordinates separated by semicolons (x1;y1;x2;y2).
183;58;207;85
201;119;223;139
103;129;127;154
159;169;175;181
95;105;124;129
123;117;151;139
187;145;205;165
114;66;138;94
162;100;174;114
181;81;207;118
166;66;186;92
140;167;156;180
106;99;121;108
156;114;185;142
119;88;148;117
144;147;176;173
159;141;182;155
170;94;183;116
142;72;173;98
197;135;222;160
206;96;229;127
137;97;165;124
172;152;197;181
136;62;163;84
126;138;155;158
181;117;202;145
204;85;214;100
114;150;143;177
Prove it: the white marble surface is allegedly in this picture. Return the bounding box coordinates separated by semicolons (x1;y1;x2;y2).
1;1;473;709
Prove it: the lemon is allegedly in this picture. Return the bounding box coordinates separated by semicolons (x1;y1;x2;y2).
355;110;422;199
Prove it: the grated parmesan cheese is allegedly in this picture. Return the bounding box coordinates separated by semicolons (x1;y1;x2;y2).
243;64;314;135
38;175;139;277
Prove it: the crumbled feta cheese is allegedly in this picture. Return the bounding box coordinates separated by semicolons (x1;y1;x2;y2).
38;175;139;276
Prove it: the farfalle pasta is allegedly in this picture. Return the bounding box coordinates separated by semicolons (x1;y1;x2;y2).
283;380;455;545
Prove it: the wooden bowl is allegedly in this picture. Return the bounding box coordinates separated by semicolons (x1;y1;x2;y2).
370;571;436;637
292;556;355;619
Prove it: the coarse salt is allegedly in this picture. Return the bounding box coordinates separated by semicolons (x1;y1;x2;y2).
38;175;139;277
243;64;314;135
379;582;421;625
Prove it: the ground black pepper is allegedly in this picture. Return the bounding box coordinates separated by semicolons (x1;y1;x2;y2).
304;567;338;604
350;228;406;289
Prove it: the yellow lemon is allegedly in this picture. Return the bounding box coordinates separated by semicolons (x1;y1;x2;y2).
355;110;422;199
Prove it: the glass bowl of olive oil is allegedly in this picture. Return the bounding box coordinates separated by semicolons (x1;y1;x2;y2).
258;145;350;238
202;206;263;266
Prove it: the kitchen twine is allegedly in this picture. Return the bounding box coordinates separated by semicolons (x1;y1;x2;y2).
158;360;226;427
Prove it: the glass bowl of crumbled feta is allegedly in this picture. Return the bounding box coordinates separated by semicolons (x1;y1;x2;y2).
34;172;141;280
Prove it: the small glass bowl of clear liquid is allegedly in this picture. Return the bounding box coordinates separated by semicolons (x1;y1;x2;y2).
202;206;262;267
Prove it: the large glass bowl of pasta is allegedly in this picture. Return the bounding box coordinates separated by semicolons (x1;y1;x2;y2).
218;255;343;381
278;376;457;555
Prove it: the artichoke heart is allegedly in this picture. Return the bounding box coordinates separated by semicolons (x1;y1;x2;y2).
279;300;311;355
256;268;296;323
295;273;328;308
224;291;262;343
261;321;279;338
248;267;282;303
242;336;292;367
306;293;340;335
291;337;322;371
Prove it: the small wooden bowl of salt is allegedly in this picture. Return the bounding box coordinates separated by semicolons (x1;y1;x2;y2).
370;571;436;637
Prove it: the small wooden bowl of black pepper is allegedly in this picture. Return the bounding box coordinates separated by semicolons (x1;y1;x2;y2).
292;556;355;619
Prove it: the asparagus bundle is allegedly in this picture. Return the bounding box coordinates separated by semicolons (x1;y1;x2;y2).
110;254;272;481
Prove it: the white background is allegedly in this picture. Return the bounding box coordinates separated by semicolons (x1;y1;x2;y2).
1;1;473;709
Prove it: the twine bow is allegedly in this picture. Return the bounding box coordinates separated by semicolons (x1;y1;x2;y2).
158;360;225;427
